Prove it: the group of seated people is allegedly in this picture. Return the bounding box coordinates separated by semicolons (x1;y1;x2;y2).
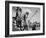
29;22;40;30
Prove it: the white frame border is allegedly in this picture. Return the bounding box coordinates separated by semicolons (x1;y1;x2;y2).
9;3;43;35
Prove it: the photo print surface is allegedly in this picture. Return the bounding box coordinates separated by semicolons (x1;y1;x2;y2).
12;7;40;31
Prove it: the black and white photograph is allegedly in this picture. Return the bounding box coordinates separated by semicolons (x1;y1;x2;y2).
5;1;45;37
12;7;40;31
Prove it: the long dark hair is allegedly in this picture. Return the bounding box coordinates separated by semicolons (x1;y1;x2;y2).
16;7;22;17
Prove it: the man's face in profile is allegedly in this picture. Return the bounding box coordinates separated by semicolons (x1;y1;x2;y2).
25;12;29;18
18;11;21;17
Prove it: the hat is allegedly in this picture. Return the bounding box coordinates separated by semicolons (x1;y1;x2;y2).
16;7;22;12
